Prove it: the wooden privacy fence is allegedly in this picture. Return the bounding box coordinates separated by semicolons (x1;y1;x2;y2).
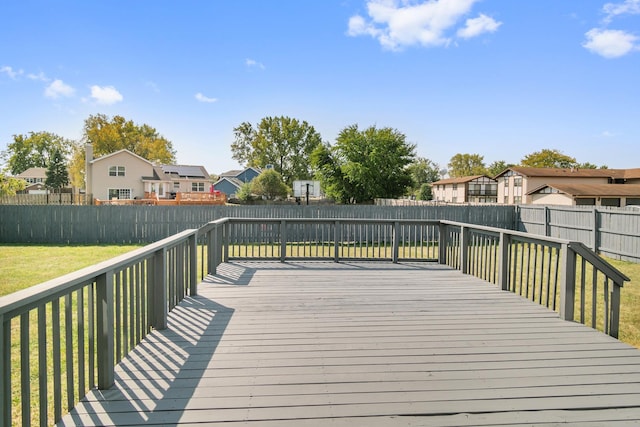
518;205;640;263
0;230;198;426
0;217;629;426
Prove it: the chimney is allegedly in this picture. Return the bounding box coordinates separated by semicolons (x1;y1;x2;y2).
85;144;94;204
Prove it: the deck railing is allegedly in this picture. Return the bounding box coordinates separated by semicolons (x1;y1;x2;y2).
1;217;629;426
0;230;198;426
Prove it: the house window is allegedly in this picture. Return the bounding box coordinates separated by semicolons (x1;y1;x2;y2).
173;182;180;190
192;182;205;192
108;188;131;200
109;166;125;177
513;196;522;204
513;177;522;187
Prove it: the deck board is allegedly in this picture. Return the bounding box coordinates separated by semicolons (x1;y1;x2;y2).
59;261;640;426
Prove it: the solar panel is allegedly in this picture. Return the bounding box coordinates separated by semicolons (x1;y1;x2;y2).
161;165;206;178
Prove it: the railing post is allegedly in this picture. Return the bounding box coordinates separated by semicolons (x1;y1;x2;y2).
280;220;287;262
438;222;447;265
334;220;340;263
188;233;197;296
96;271;115;389
207;227;216;275
559;243;576;321
460;226;469;274
223;222;230;263
498;232;511;291
0;315;9;427
151;248;168;330
610;282;622;338
392;221;400;263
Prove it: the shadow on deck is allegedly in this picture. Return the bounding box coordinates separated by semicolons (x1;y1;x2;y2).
60;262;640;426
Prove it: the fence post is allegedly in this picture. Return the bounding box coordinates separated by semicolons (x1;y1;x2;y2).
592;208;599;253
460;226;469;274
438;222;447;265
151;248;168;330
1;315;9;427
498;232;511;291
280;220;287;262
334;220;340;263
188;233;197;296
392;221;400;263
559;243;576;322
96;271;115;389
544;206;550;237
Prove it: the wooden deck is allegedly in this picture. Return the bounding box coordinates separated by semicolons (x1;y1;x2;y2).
60;261;640;426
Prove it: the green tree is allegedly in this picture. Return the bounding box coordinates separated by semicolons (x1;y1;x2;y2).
486;160;513;177
231;116;322;186
521;149;577;168
45;148;70;203
407;157;440;192
0;173;26;196
235;182;254;203
311;124;415;203
251;169;289;200
416;183;433;201
1;131;74;175
448;153;487;177
83;114;176;163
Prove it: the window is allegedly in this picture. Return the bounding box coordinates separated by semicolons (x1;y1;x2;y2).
108;188;131;200
192;182;205;192
513;196;522;204
109;166;125;177
513;177;522;187
173;182;180;190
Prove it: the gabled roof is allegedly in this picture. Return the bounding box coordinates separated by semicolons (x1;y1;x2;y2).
214;176;245;188
432;175;494;185
527;183;640;197
219;166;261;178
15;167;47;178
495;167;626;179
90;149;153;166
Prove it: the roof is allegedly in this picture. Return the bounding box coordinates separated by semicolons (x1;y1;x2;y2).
527;183;640;197
15;167;47;178
495;167;629;179
219;167;261;178
90;149;153;166
159;164;209;179
432;175;493;185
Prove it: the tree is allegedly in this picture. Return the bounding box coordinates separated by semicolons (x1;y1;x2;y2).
83;114;176;163
67;143;86;191
235;182;254;203
520;149;577;168
486;160;513;177
448;153;487;177
231;116;322;186
311;124;415;203
45;148;70;203
0;173;26;196
407;157;440;191
251;169;289;200
1;131;74;175
416;183;433;201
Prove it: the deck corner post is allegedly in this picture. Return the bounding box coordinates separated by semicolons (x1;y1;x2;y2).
280;220;287;262
460;226;469;274
96;270;115;389
438;222;447;265
498;232;511;291
151;248;168;330
392;221;400;263
334;220;340;263
188;233;198;296
559;243;576;322
0;315;10;427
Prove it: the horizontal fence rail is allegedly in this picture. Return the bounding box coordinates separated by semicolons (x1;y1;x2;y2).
0;230;198;426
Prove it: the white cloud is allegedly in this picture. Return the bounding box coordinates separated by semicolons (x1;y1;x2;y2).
583;28;638;58
603;0;640;23
245;58;265;69
90;85;123;105
346;0;499;50
1;65;23;79
44;79;75;98
27;72;49;82
195;92;217;103
457;13;502;39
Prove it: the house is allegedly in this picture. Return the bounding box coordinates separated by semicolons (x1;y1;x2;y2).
85;145;217;204
431;175;498;203
526;183;640;207
213;167;261;198
15;167;48;194
495;167;640;205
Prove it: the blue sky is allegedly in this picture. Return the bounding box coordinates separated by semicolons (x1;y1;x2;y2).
1;0;639;175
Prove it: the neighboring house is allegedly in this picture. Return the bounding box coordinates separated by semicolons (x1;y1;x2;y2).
495;167;640;205
527;184;640;207
15;167;48;194
86;145;211;202
431;175;498;203
213;167;261;198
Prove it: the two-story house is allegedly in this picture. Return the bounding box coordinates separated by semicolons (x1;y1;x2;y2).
431;175;498;204
213;167;261;198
